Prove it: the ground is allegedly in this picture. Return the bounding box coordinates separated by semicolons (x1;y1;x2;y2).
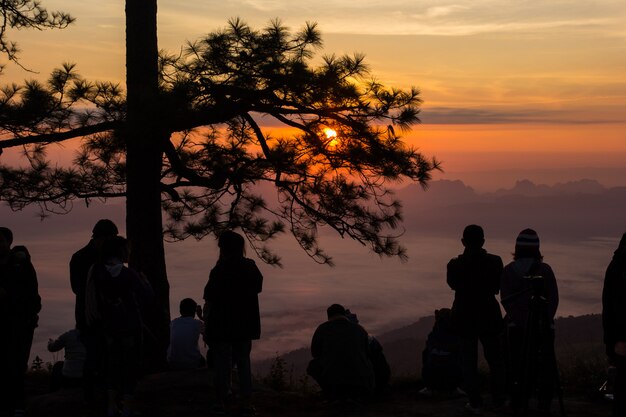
23;369;612;417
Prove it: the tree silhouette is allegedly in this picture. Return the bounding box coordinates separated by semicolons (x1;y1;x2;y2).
0;0;74;72
0;17;439;360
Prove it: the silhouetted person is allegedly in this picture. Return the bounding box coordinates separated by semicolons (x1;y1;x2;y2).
602;232;626;417
0;227;41;417
501;228;559;414
203;231;263;417
167;298;205;370
307;304;375;400
47;327;86;391
85;236;153;417
70;219;118;400
447;224;506;414
344;309;390;395
420;308;463;395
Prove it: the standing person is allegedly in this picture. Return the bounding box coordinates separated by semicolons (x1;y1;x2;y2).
500;228;559;414
0;227;41;417
85;236;153;417
70;219;118;401
447;224;506;415
602;232;626;417
203;231;263;417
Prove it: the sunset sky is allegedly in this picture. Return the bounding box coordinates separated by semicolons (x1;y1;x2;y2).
3;1;626;361
3;0;626;190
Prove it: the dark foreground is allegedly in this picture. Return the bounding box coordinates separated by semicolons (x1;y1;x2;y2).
23;369;612;417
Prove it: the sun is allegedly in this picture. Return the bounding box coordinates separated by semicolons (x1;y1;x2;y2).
323;128;339;148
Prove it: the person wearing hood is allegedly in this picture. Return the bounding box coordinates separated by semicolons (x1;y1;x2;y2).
602;232;626;417
85;236;153;417
500;228;559;414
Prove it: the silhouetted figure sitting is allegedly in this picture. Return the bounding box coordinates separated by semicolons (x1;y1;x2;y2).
420;308;463;396
345;309;391;395
0;227;41;417
307;304;375;401
167;298;206;370
85;236;153;417
47;328;86;391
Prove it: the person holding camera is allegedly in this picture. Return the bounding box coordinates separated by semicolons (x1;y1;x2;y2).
500;228;559;414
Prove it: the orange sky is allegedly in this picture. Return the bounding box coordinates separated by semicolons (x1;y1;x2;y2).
2;0;625;190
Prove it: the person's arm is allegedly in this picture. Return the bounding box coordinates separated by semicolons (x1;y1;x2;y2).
543;264;559;319
491;256;504;295
311;326;323;359
47;332;68;352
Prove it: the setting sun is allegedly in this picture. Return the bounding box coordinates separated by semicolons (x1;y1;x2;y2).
324;128;339;148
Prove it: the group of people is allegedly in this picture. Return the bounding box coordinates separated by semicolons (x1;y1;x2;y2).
442;225;559;415
0;222;263;417
1;219;626;417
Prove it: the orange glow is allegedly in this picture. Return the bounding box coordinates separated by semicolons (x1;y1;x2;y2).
324;128;339;148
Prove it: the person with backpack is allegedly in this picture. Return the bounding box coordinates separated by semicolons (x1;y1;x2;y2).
0;227;41;417
447;224;506;415
500;228;559;414
203;231;263;417
70;219;119;401
85;236;153;417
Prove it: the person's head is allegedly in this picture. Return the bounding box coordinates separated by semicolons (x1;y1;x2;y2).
461;224;484;249
92;219;119;241
179;298;197;317
99;236;130;263
513;228;542;260
218;230;245;260
0;227;14;256
326;303;347;320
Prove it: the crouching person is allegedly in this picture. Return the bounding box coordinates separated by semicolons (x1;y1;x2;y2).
307;304;375;401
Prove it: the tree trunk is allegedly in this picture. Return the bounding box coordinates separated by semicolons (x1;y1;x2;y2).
125;0;170;369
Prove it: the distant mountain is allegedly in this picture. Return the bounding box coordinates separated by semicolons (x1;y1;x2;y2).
396;179;626;240
254;314;603;379
492;179;606;197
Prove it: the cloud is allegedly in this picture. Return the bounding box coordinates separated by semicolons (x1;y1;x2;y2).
157;0;626;37
420;106;626;125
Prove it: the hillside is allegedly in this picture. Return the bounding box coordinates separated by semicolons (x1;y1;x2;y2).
255;314;606;382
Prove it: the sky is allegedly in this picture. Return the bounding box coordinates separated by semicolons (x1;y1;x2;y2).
2;0;626;190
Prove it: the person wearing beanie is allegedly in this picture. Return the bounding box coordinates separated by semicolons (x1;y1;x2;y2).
447;224;506;414
500;228;559;414
602;232;626;417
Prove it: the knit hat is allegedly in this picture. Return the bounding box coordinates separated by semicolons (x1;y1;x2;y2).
516;228;540;248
